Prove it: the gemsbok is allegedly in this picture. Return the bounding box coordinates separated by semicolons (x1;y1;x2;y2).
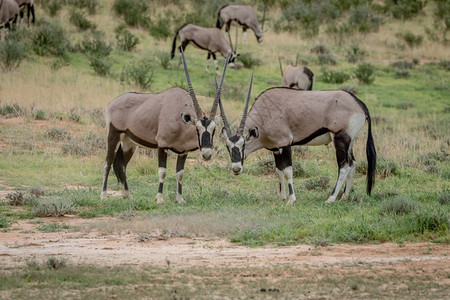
278;56;314;90
14;0;34;27
216;4;266;44
101;50;230;204
219;82;376;204
171;23;237;73
0;0;19;33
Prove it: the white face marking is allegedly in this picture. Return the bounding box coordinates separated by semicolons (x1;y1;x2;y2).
206;121;216;134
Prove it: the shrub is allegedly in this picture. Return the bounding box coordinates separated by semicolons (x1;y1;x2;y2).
321;70;350;84
394;69;411;78
0;103;26;117
69;10;96;31
346;45;366;63
0;216;11;228
120;59;154;90
32;20;70;58
413;210;449;233
438;60;450;71
115;25;139;51
304;177;329;190
66;0;99;15
149;17;172;40
80;31;112;57
388;0;426;20
311;45;328;54
6;191;37;206
43;0;62;16
45;128;72;141
379;195;418;216
238;52;262;69
391;60;414;69
437;191;450;205
355;63;376;84
348;5;383;33
397;32;423;48
113;0;150;27
88;55;111;76
317;53;336;65
46;257;67;270
154;50;171;69
33;197;76;217
0;37;27;72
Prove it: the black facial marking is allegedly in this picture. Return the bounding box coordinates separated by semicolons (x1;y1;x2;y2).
231;147;242;163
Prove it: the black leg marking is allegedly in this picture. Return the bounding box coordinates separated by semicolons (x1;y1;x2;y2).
158;182;164;194
288;184;294;196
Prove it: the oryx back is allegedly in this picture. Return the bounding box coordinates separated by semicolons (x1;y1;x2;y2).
179;24;230;56
282;66;314;90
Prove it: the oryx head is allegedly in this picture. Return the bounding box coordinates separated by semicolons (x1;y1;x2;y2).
219;73;254;175
180;48;229;160
256;29;268;44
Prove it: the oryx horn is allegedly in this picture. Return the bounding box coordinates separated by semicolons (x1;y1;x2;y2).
216;77;232;136
238;72;253;135
209;54;230;119
180;48;203;119
278;55;283;77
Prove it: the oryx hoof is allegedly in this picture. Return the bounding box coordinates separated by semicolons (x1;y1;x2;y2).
287;196;296;206
176;195;186;204
100;191;107;200
325;196;337;204
122;190;130;199
156;193;164;204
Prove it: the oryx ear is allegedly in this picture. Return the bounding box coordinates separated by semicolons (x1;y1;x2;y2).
181;112;193;124
246;127;259;140
221;127;229;139
214;115;221;125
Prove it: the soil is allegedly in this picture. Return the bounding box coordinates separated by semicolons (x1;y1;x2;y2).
1;216;449;274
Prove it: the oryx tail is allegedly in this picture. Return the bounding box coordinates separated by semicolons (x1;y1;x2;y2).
171;24;187;59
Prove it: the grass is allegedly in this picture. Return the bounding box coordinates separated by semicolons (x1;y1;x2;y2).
1;259;449;299
0;0;449;245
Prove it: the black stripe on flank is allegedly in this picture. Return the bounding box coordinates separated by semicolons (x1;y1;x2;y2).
125;130;158;149
292;128;330;146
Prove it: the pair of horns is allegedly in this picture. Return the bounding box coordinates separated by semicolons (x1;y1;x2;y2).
219;72;253;136
278;53;301;77
180;48;229;120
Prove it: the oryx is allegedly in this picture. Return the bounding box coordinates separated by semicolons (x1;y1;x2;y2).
14;0;34;27
216;4;265;44
0;0;19;34
219;82;376;204
101;50;230;204
279;56;314;90
171;23;237;73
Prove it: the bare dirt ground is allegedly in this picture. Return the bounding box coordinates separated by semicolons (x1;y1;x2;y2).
1;216;449;273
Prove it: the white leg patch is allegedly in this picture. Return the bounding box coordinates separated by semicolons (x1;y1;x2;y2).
158;167;167;182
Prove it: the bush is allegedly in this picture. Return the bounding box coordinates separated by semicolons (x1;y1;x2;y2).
32;20;70;58
115;25;139;51
397;32;423;48
0;37;27;72
238;52;262;69
45;128;72;141
149;17;172;40
154;50;171;69
346;45;366;63
304;177;329;190
113;0;150;27
46;257;67;270
387;0;426;20
120;59;154;90
80;31;112;76
391;60;414;69
88;55;111;76
33;197;76;217
43;0;62;16
0;103;26;117
321;70;350;84
437;191;450;205
394;68;411;78
6;191;37;206
66;0;99;15
317;53;336;65
379;195;418;216
355;63;376;84
69;10;96;31
438;60;450;71
348;5;383;33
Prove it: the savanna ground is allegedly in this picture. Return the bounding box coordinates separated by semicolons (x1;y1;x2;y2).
1;0;450;298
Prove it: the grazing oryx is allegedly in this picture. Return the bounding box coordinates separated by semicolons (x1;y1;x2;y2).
279;56;314;90
0;0;19;33
171;23;237;73
216;4;265;44
14;0;34;27
219;83;376;204
101;50;230;204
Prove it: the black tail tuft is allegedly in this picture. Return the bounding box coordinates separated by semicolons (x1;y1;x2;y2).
113;144;126;185
366;117;376;195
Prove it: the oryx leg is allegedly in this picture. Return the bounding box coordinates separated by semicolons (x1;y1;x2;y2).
211;52;218;73
274;146;296;205
242;28;247;44
117;135;137;199
175;153;188;204
178;41;189;68
327;131;352;203
206;52;211;73
101;127;122;200
156;148;168;204
342;152;356;200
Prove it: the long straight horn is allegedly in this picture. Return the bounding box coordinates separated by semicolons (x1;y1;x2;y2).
180;48;202;119
234;27;238;53
238;73;253;135
210;54;230;119
216;77;232;136
278;55;283;77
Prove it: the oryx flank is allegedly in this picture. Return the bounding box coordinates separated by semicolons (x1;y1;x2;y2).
171;23;237;73
216;4;265;44
219;84;376;204
101;50;230;204
278;56;314;90
0;0;19;33
14;0;35;27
